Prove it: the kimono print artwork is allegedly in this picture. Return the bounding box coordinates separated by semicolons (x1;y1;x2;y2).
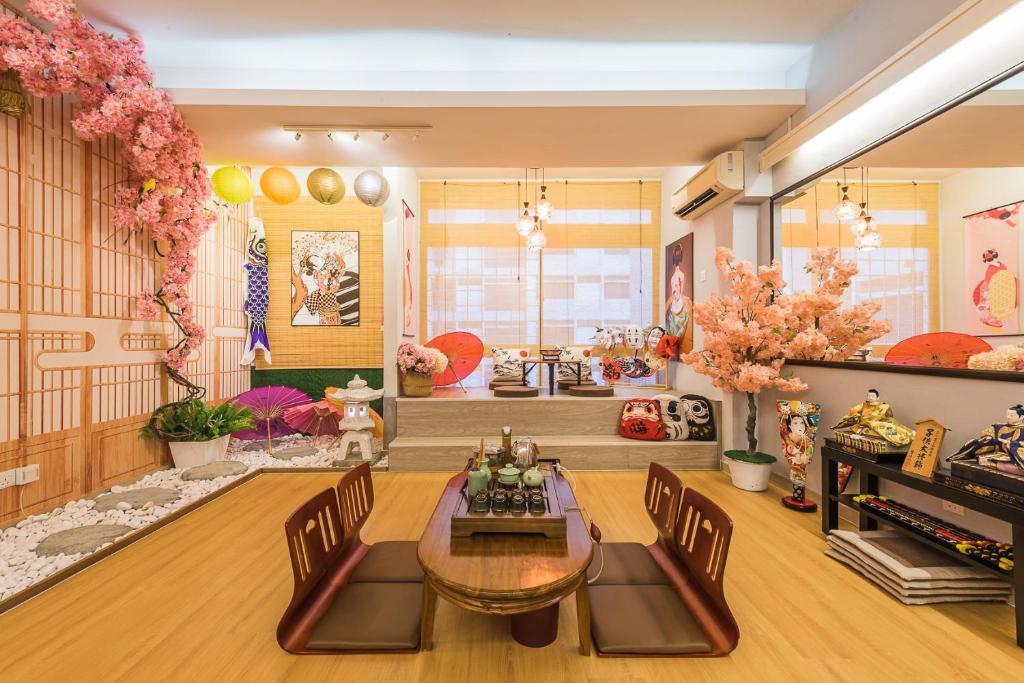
291;231;360;327
965;201;1021;334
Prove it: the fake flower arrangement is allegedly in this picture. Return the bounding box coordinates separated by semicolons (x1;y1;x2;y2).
1;0;213;399
967;344;1024;372
397;342;449;376
682;247;889;458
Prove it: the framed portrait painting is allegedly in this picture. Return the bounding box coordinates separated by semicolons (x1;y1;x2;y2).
290;230;360;327
664;233;694;356
964;201;1021;335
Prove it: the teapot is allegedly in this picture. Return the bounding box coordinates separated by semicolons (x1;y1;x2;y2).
512;437;538;471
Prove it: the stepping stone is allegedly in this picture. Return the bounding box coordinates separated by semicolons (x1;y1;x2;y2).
36;524;134;557
272;446;318;460
93;487;180;512
568;385;614;397
241;439;282;452
494;385;540;398
181;461;248;481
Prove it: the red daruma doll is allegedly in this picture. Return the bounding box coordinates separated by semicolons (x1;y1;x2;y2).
776;400;821;512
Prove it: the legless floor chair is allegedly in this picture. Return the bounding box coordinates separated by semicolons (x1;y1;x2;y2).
277;464;424;653
587;463;739;657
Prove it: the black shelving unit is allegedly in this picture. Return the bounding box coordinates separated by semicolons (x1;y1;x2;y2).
821;440;1023;648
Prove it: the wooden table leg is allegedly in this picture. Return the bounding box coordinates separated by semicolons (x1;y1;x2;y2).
860;472;880;531
1014;523;1023;648
822;452;838;535
420;579;438;651
575;583;591;655
510;603;559;647
548;363;556;395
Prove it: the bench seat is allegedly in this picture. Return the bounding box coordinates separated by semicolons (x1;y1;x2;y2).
306;582;423;651
590;584;712;655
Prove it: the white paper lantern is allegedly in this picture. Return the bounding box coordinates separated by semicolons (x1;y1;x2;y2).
354;170;391;207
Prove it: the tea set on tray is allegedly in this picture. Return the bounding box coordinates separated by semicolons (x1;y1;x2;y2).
467;427;548;514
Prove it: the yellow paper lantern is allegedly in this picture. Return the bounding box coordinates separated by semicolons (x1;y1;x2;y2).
211;166;253;204
259;166;300;204
307;167;346;205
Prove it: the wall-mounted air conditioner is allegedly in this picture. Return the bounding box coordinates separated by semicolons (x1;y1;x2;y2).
671;151;744;220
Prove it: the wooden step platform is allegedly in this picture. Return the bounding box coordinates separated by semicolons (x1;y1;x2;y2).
398;394;640;437
387;435;720;472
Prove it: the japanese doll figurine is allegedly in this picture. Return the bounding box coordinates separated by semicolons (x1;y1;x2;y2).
831;389;914;447
950;404;1024;472
777;401;821;512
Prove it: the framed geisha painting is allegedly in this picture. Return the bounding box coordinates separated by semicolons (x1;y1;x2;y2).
290;230;360;327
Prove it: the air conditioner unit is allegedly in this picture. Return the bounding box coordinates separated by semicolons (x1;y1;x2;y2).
671;151;744;220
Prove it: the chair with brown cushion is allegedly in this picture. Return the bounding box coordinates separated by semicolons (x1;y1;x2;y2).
336;462;425;583
276;484;424;654
587;462;682;586
588;484;739;657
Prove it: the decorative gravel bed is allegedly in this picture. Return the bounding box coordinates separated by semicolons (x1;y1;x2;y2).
0;436;383;603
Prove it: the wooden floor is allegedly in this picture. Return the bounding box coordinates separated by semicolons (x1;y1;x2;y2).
0;471;1018;681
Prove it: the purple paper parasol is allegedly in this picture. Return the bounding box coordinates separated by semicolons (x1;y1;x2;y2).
232;385;312;452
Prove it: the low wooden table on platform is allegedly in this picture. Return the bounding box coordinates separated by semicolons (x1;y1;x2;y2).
417;466;594;651
522;358;582;396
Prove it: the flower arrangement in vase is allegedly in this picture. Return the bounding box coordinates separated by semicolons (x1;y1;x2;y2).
397;342;449;397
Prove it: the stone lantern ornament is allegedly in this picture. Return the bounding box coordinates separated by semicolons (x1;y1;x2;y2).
328;375;384;461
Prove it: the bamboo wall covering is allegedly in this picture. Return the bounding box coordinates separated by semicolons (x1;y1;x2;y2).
254;196;384;369
0;36;251;522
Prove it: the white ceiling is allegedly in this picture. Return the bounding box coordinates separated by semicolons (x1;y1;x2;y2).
181;103;802;168
75;0;855;43
45;0;861;169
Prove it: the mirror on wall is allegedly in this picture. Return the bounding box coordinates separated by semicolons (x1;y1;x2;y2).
772;72;1024;374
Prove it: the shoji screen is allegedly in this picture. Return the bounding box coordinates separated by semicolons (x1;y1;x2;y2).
0;45;251;521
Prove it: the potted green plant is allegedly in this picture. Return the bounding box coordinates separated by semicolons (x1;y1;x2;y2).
142;399;254;469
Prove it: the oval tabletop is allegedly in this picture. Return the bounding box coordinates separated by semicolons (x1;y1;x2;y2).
417;468;593;613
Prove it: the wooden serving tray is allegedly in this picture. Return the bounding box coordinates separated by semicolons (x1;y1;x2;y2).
451;469;567;538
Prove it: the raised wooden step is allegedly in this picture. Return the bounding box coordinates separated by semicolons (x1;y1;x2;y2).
396;395;633;437
387;435;720;472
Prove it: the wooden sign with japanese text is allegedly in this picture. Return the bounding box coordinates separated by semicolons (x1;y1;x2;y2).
902;418;949;478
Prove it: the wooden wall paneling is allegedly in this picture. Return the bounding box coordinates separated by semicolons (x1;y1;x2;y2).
91;415;167;490
253;196;384;369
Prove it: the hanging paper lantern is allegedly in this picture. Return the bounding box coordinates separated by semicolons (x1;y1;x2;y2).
354;170;391;207
0;69;27;118
307;168;346;205
259;166;300;204
211;166;253;204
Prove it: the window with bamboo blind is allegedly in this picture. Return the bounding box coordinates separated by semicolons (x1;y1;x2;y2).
779;180;940;347
419;180;660;351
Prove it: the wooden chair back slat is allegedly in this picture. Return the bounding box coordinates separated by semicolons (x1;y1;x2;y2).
644;462;683;547
337;462;375;545
673;487;733;611
283;488;344;608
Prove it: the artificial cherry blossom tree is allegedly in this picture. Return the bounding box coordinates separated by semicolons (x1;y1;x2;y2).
682;247;890;457
1;0;213;401
682;248;807;456
785;247;893;361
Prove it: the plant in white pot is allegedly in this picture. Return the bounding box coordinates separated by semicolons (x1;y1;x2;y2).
682;247;890;492
143;399;254;469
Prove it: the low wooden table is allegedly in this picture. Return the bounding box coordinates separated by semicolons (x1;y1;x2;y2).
522;358;582;395
417;466;593;651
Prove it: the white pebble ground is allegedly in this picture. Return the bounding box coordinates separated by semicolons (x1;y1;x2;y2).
0;436;374;603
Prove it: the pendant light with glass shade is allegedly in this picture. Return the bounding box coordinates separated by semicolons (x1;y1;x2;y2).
526;220;547;252
536;169;553;221
852;168;881;250
834;167;859;222
513;168;553;250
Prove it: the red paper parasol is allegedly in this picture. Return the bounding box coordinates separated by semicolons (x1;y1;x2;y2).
426;332;484;391
283;400;342;440
232;385;312;452
884;332;992;368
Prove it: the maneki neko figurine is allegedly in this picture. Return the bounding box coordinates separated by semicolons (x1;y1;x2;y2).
950;404;1024;472
776;401;821;512
832;388;914;447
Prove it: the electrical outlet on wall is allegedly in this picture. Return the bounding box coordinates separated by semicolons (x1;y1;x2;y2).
942;500;965;516
0;469;15;490
699;269;707;282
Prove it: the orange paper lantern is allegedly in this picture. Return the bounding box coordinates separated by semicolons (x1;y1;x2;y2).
259;166;300;204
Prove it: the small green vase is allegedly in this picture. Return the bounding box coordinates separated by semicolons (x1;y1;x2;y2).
468;462;491;498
